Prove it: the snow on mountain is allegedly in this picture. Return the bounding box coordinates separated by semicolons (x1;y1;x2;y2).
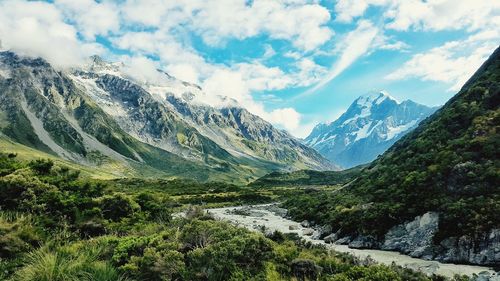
0;51;334;181
305;91;438;169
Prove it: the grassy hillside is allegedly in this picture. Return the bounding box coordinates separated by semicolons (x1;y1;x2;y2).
0;136;123;179
284;46;500;244
0;151;445;281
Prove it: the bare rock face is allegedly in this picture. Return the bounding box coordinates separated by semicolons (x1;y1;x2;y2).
300;220;310;227
348;235;379;249
381;212;439;259
379;212;500;266
302;229;314;236
322;212;499;266
323;232;339;243
435;229;500;265
0;51;335;182
311;225;333;240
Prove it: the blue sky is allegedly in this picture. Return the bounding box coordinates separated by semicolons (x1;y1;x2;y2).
0;0;499;137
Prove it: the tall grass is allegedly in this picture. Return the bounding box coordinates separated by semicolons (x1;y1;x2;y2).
13;245;127;281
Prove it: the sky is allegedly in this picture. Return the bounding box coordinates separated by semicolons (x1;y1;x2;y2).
0;0;499;138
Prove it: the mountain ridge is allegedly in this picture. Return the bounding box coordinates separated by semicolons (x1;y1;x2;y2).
0;51;334;183
305;91;438;168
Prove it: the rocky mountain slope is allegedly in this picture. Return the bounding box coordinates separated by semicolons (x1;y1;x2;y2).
0;52;333;182
305;91;437;168
284;46;500;265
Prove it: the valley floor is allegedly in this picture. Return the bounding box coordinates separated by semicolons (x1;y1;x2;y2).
207;204;497;279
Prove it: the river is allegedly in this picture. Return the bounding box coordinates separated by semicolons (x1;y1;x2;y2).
207;204;497;279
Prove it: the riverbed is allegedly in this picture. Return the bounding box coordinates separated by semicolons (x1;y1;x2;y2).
207;204;496;279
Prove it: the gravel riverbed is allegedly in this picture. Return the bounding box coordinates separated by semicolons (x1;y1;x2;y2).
207;204;498;279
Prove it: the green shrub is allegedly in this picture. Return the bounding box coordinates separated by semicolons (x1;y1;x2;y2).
100;193;140;222
28;159;54;175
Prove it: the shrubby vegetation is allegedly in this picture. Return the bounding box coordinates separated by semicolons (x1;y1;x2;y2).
0;152;465;280
248;166;363;188
284;46;500;246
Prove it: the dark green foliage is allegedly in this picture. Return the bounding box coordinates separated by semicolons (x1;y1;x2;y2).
0;152;21;176
249;165;364;187
291;259;323;280
0;153;443;281
284;47;500;245
29;159;54;175
100;193;139;222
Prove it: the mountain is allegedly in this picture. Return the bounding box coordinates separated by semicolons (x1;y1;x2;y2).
305;91;438;168
0;51;333;183
284;46;500;265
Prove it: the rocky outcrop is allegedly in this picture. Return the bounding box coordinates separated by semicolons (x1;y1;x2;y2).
311;225;332;240
348;235;379;249
321;212;500;266
381;212;439;259
435;229;500;265
380;212;500;265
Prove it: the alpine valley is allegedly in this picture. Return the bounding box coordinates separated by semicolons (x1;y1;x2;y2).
0;52;332;183
0;23;499;281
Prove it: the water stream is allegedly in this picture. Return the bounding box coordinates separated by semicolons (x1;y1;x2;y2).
207;204;496;279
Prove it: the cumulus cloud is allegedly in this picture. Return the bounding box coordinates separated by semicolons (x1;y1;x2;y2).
120;56;170;85
385;31;500;91
120;0;333;51
200;68;303;133
268;108;302;132
334;0;500;33
334;0;387;23
2;0;495;138
166;64;200;85
0;0;98;68
54;0;120;40
109;18;330;134
384;0;500;32
190;1;333;51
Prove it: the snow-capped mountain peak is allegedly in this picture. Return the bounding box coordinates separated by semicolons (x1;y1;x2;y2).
305;91;437;168
355;90;398;107
84;55;124;77
0;51;334;182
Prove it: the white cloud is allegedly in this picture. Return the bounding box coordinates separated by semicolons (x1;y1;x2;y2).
372;33;409;51
262;44;276;60
54;0;120;40
0;0;99;68
283;51;302;60
121;0;184;27
384;0;500;32
334;0;500;33
109;20;330;137
334;0;383;23
268;108;302;132
200;67;303;133
187;0;334;51
119;0;334;52
300;20;379;96
294;58;328;86
385;31;500;91
120;56;170;85
166;64;200;85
